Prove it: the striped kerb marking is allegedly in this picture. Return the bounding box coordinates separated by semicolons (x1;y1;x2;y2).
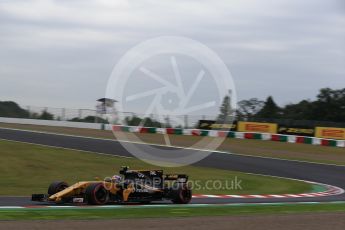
192;183;344;199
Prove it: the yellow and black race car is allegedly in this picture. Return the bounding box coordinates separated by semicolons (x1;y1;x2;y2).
32;166;192;205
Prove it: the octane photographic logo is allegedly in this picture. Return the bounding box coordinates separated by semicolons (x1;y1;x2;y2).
106;36;237;167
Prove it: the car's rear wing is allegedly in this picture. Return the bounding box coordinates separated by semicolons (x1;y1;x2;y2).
164;174;189;183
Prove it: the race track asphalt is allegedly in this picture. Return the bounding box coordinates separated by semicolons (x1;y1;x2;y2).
0;127;345;206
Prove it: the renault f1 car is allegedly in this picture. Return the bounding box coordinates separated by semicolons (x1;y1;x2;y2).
32;167;192;205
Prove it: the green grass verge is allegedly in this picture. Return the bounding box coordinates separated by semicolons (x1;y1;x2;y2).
1;203;345;220
0;139;312;195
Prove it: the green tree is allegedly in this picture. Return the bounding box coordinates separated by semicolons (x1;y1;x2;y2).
38;110;54;120
124;116;162;127
282;100;315;120
0;101;29;118
237;98;264;120
281;88;345;122
312;88;345;122
217;95;233;124
255;96;281;119
125;116;142;126
70;116;108;123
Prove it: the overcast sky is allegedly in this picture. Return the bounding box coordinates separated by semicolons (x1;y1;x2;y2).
0;0;344;111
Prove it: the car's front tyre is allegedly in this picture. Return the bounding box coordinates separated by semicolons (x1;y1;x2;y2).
48;181;69;196
85;183;109;205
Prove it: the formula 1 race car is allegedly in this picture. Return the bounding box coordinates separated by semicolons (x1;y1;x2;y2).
32;167;192;205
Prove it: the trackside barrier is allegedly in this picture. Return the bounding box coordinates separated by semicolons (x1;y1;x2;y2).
0;117;113;130
112;125;345;148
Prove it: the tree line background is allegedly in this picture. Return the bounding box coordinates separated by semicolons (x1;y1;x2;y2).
235;87;345;123
0;101;107;123
1;87;344;127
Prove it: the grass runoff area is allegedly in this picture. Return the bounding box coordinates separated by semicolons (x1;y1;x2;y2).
1;203;345;220
1;123;345;165
0;139;340;220
0;139;312;196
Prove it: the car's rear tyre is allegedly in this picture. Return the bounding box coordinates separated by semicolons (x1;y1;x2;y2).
171;184;192;204
85;183;109;205
48;181;69;196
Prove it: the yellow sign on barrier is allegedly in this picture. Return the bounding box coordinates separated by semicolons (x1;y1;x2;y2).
237;121;278;134
315;127;345;140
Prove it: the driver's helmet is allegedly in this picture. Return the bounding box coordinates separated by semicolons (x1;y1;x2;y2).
112;175;122;183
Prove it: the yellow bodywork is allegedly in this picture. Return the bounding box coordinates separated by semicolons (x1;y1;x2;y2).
48;181;134;203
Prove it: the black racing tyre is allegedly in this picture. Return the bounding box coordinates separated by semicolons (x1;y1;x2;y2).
85;183;109;205
48;181;69;196
171;184;192;204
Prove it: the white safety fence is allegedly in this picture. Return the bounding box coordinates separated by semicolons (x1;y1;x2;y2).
0;117;112;130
